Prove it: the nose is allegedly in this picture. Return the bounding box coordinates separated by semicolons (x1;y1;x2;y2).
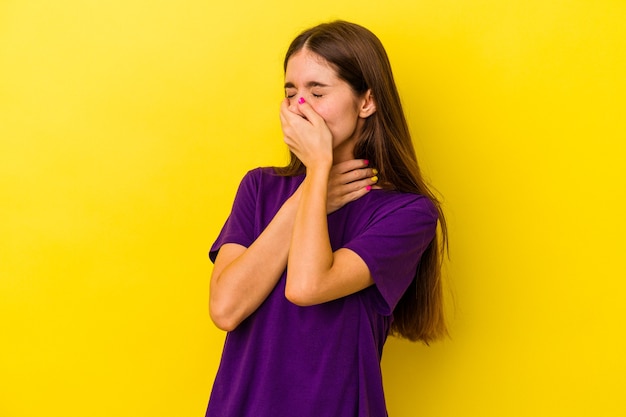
288;96;305;116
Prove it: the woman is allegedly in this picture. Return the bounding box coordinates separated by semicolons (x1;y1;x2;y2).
207;20;447;417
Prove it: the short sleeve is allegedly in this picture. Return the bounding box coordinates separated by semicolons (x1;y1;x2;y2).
344;196;438;315
209;169;259;263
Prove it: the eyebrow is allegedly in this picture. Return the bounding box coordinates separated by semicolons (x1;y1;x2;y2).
284;81;331;89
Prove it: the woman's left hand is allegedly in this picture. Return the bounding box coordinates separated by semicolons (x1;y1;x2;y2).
327;159;378;213
279;98;333;170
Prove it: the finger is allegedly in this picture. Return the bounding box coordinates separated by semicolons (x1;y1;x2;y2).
326;168;377;213
341;181;374;202
332;175;378;202
280;98;300;122
282;101;316;134
279;99;291;127
280;98;308;139
340;167;379;185
279;98;296;123
350;174;378;190
296;98;324;125
331;159;369;175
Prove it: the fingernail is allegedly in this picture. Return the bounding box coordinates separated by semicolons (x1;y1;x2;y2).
366;185;372;191
371;176;378;182
372;168;378;175
298;97;306;104
363;159;369;165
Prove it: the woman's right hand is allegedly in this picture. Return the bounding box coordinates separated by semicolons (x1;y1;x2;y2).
326;159;379;214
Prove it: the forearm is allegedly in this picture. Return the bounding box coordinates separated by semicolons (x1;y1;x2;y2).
210;192;300;331
286;166;335;305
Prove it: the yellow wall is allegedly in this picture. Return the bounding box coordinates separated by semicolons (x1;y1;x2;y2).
1;1;624;416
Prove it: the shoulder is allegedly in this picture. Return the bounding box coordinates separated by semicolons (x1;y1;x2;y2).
235;167;284;193
241;167;302;186
236;167;304;206
240;166;275;183
333;190;438;247
359;189;438;225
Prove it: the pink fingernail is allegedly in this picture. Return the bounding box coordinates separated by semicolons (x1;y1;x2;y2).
363;159;369;165
366;185;372;191
298;97;306;104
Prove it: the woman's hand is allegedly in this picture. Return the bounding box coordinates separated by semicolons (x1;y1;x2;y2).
327;159;379;214
289;159;379;214
279;98;333;170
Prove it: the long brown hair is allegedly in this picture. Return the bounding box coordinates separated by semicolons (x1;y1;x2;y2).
279;21;448;344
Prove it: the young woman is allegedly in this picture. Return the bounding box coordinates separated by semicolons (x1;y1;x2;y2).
207;20;447;417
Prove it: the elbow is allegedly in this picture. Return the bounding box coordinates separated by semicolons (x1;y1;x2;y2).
285;277;318;307
209;301;241;332
211;317;239;333
285;290;315;307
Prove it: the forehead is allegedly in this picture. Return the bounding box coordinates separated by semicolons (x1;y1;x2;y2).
284;49;339;82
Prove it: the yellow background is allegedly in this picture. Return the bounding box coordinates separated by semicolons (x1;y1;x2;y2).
1;0;624;416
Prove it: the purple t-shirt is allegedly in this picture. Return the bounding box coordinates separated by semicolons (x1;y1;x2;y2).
207;167;437;417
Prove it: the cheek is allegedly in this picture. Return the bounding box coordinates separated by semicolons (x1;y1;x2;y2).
315;99;351;121
310;102;329;118
311;99;358;129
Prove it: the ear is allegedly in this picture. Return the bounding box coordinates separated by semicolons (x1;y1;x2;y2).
358;89;377;118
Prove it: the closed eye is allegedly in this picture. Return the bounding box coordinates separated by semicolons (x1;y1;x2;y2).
285;86;297;98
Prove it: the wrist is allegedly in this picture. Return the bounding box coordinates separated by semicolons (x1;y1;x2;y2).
305;160;332;177
305;168;331;190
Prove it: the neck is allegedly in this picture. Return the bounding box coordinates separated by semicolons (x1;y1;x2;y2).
332;138;356;165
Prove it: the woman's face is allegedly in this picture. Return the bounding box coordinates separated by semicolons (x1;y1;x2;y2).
284;48;373;162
